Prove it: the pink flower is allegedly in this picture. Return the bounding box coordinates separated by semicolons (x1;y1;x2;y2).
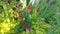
26;24;29;30
21;21;24;26
19;12;22;19
25;24;31;32
28;5;32;13
14;13;18;17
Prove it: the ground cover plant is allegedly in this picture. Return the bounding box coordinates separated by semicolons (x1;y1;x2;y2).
0;0;60;34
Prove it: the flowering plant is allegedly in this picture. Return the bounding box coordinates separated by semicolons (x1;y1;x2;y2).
0;0;60;34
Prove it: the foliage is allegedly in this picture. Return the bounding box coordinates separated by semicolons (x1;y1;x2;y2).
0;0;60;34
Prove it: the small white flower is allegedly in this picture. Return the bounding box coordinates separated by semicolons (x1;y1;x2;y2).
32;0;35;5
38;20;43;24
29;14;32;18
20;0;24;3
35;0;41;5
7;18;10;23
